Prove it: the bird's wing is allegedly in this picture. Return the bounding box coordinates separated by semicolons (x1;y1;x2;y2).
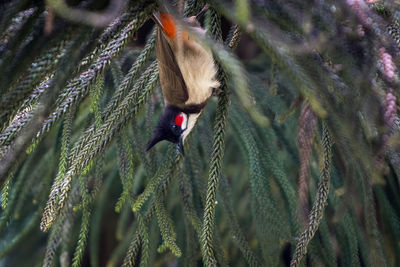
154;14;189;106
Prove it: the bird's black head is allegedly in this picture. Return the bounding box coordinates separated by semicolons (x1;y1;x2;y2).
146;105;188;155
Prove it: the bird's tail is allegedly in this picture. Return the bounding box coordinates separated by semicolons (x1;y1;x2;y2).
152;12;177;38
151;5;209;39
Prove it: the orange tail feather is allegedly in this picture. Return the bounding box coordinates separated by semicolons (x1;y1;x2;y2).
160;13;177;38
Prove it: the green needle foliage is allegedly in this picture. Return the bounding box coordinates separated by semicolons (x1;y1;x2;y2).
291;122;332;267
2;0;400;266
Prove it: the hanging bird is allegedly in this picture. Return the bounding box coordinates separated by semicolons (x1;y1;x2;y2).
146;8;220;155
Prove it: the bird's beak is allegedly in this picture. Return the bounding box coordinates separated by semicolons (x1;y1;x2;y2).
176;136;184;155
145;133;163;152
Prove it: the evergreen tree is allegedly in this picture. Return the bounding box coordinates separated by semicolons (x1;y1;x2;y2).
0;0;400;266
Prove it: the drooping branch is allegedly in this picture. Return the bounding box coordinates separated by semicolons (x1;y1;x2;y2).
291;122;333;267
46;0;128;28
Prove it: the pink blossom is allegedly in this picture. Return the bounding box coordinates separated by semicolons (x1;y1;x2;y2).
346;0;373;28
379;48;396;82
384;91;397;127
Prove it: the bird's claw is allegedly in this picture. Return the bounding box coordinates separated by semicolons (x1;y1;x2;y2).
212;87;223;97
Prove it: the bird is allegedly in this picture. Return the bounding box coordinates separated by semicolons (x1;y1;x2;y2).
145;7;220;155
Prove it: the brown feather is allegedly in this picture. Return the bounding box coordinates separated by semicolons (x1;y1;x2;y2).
170;22;219;107
156;27;189;106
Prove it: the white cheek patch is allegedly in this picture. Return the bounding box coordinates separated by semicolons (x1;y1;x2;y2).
180;113;188;131
181;113;201;142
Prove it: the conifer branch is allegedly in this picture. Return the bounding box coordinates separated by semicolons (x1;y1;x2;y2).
115;134;136;213
43;184;79;267
0;1;33;37
179;171;202;234
1;170;13;210
43;211;74;266
200;10;230;266
155;193;182;257
58;105;75;181
122;229;142;267
36;5;155;142
0;7;150;156
290;121;333;267
69;29;156;166
198;13;245;267
200;91;229;267
297;101;317;222
132;147;180;212
40;63;159;232
0;80;48;152
71;175;92;267
0;28;94;189
0;8;43;91
0;29;73;130
71;76;104;267
47;0;127;28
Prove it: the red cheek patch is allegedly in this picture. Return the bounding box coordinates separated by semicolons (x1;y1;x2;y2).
175;114;184;127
